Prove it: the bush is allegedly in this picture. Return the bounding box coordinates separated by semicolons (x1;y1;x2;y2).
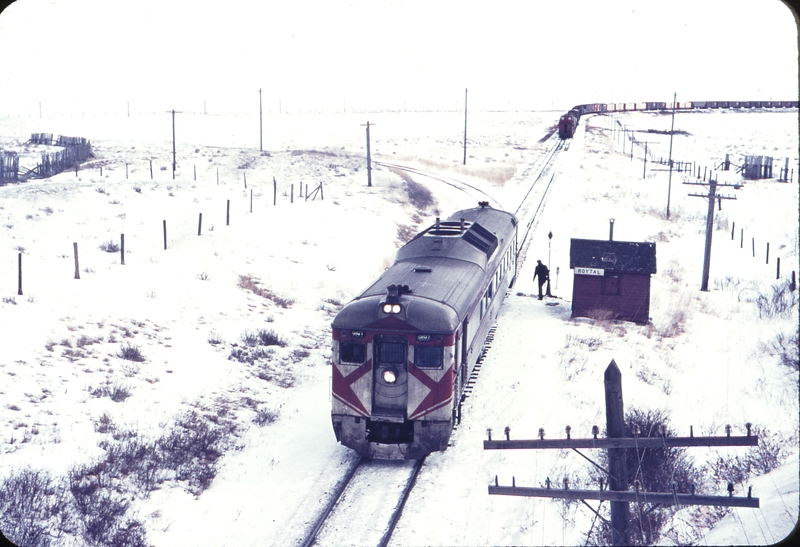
0;468;69;547
708;426;790;484
762;329;799;372
253;406;281;426
587;408;704;546
99;240;120;253
117;344;145;362
754;280;798;319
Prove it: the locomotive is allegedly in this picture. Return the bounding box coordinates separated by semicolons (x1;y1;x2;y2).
558;109;580;139
331;202;518;459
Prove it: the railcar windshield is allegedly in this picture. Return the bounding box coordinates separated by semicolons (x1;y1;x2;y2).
415;346;443;369
340;342;366;364
378;342;405;363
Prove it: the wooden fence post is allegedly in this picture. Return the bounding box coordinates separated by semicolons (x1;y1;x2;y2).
126;163;129;179
226;200;230;225
250;189;253;213
731;222;735;240
244;172;247;188
273;177;277;205
766;243;769;264
73;242;80;279
120;234;125;265
291;184;294;203
150;159;153;180
194;165;196;181
17;252;22;296
752;237;755;257
776;257;780;279
198;213;202;236
163;220;167;250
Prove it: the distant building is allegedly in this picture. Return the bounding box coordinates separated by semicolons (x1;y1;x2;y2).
569;238;657;324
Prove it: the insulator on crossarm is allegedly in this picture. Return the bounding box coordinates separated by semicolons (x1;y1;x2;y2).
592;425;599;439
546;477;551;489
748;486;752;498
746;422;752;436
632;424;641;436
487;428;492;441
494;475;498;486
599;478;604;491
538;427;545;440
634;480;640;492
565;425;571;439
512;476;516;487
727;482;735;496
725;424;732;437
690;483;696;495
563;476;569;489
504;426;510;441
690;425;694;437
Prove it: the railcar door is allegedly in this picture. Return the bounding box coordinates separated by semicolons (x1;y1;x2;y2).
372;336;409;417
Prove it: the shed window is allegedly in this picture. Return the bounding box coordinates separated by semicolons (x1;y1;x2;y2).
602;275;620;296
415;346;443;369
340;342;366;364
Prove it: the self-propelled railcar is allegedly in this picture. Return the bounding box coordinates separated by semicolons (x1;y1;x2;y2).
331;202;518;459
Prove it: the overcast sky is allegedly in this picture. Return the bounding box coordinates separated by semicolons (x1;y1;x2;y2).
0;0;797;115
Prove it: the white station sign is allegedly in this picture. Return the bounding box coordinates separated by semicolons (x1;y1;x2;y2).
575;267;604;276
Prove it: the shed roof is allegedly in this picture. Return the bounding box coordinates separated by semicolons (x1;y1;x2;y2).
569;238;657;274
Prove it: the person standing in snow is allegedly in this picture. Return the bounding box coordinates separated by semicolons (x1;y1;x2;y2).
533;260;550;300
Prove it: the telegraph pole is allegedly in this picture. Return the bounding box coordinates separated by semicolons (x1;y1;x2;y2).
485;360;760;546
686;179;737;291
258;88;263;152
361;121;374;187
463;88;468;165
167;110;182;179
666;93;677;219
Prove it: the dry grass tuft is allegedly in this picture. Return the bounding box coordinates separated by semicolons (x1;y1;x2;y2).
237;275;294;308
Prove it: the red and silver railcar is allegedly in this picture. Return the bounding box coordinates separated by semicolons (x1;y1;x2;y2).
331;203;518;459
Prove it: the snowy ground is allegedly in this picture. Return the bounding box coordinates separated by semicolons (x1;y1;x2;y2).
0;108;797;546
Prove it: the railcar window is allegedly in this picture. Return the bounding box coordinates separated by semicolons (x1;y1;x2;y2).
415;346;443;369
340;342;366;364
378;342;405;363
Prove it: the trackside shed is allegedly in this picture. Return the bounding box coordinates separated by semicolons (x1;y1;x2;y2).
569;238;657;324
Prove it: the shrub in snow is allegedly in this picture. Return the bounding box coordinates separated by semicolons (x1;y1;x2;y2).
117;344;145;362
0;468;69;547
587;408;704;546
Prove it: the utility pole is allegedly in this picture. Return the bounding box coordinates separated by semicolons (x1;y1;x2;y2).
484;360;760;546
666;93;677;219
641;141;650;179
686;179;737;291
463;88;468;165
166;110;183;179
258;88;263;152
361;121;374;187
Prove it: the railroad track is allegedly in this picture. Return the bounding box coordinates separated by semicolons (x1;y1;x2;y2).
299;457;426;547
301;134;568;545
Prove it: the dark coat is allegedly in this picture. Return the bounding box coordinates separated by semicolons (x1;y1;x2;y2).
533;263;549;284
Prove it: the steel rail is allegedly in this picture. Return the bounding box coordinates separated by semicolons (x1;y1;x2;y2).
299;456;363;547
377;457;426;547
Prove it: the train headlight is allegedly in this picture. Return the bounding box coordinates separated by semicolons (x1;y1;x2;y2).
382;369;397;384
381;303;402;314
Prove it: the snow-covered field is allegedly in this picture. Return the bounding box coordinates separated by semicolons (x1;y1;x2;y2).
0;107;797;546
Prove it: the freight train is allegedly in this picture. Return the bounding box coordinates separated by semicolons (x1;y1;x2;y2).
331;203;518;459
559;99;798;138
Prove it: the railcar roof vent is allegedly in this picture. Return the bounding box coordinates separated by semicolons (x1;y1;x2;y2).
413;267;432;273
462;221;498;257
